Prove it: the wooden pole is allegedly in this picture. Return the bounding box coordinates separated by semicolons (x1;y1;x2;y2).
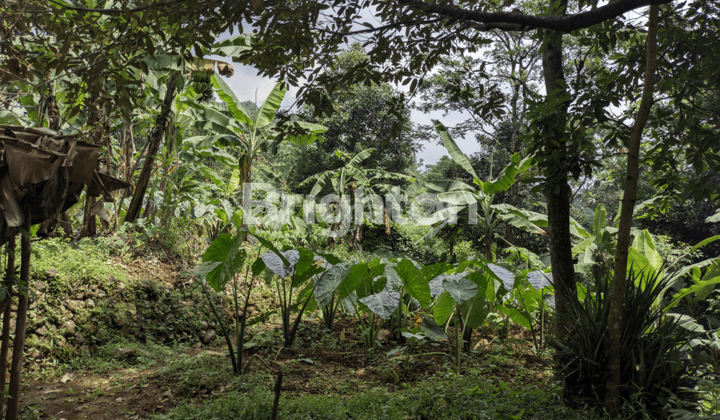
0;236;16;418
6;210;31;420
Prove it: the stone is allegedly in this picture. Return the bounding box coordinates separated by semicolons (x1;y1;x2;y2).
202;330;216;343
74;333;85;344
86;299;95;308
47;268;59;278
34;281;47;291
112;347;152;360
74;293;84;300
376;329;392;342
35;326;48;336
164;314;176;324
62;320;76;335
67;300;85;312
200;321;208;330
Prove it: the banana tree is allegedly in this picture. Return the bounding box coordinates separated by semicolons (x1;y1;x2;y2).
426;121;544;261
181;75;327;225
301;148;414;249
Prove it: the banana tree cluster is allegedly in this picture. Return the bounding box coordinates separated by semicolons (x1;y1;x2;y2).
425;121;544;261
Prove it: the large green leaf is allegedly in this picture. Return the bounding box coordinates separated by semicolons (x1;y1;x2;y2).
261;249;300;278
424;179;474;193
359;289;401;319
442;276;478;305
434;291;455;325
315;263;351;307
211;74;253;125
632;230;662;272
348;148;375;168
433;120;479;179
478;153;533;195
181;101;242;137
396;259;432;307
201;233;246;291
592;204;607;237
498;306;531;330
339;263;371;299
437;190;477;205
256;81;286;128
292;248;323;286
460;295;488;329
208;33;255;57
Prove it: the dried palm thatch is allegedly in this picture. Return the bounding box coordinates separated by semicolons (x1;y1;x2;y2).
0;125;128;420
0;125;129;237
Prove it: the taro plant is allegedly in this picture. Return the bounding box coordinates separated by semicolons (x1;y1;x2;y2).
336;259;390;350
256;240;326;348
312;255;349;331
431;269;488;372
190;229;269;376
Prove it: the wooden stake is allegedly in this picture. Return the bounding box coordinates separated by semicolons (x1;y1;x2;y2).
6;210;31;420
0;235;16;418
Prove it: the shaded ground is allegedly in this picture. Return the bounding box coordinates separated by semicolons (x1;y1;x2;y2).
18;248;556;419
19;319;553;419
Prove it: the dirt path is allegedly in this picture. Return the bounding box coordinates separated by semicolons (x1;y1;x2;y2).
21;367;173;420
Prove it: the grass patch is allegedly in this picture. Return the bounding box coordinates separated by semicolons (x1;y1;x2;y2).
152;370;608;420
29;237;131;289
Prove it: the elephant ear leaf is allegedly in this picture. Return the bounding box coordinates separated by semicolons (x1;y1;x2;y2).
359;289;401;319
201;233;246;291
527;271;552;290
261;249;300;278
314;263;350;308
442;275;478;305
488;264;515;291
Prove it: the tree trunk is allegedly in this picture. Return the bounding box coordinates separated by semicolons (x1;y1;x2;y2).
6;210;30;420
0;236;15;419
539;0;577;338
605;5;659;410
125;72;179;223
81;94;108;237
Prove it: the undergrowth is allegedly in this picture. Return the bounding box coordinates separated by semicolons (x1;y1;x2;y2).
152;370;606;420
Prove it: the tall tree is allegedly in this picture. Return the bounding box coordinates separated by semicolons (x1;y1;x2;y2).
291;45;419;193
605;5;659;409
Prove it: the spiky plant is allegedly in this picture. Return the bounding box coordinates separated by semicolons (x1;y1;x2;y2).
549;265;701;418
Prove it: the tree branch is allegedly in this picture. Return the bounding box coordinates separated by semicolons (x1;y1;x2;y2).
47;0;174;16
399;0;671;32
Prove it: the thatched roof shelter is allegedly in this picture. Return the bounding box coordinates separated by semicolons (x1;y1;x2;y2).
0;125;129;236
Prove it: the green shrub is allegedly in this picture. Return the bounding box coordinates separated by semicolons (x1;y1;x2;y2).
549;267;702;418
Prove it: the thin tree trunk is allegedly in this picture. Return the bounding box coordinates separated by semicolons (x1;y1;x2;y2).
44;85;73;237
0;235;15;418
125;72;179;223
6;210;30;420
81;94;107;237
605;5;659;410
539;0;577;339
